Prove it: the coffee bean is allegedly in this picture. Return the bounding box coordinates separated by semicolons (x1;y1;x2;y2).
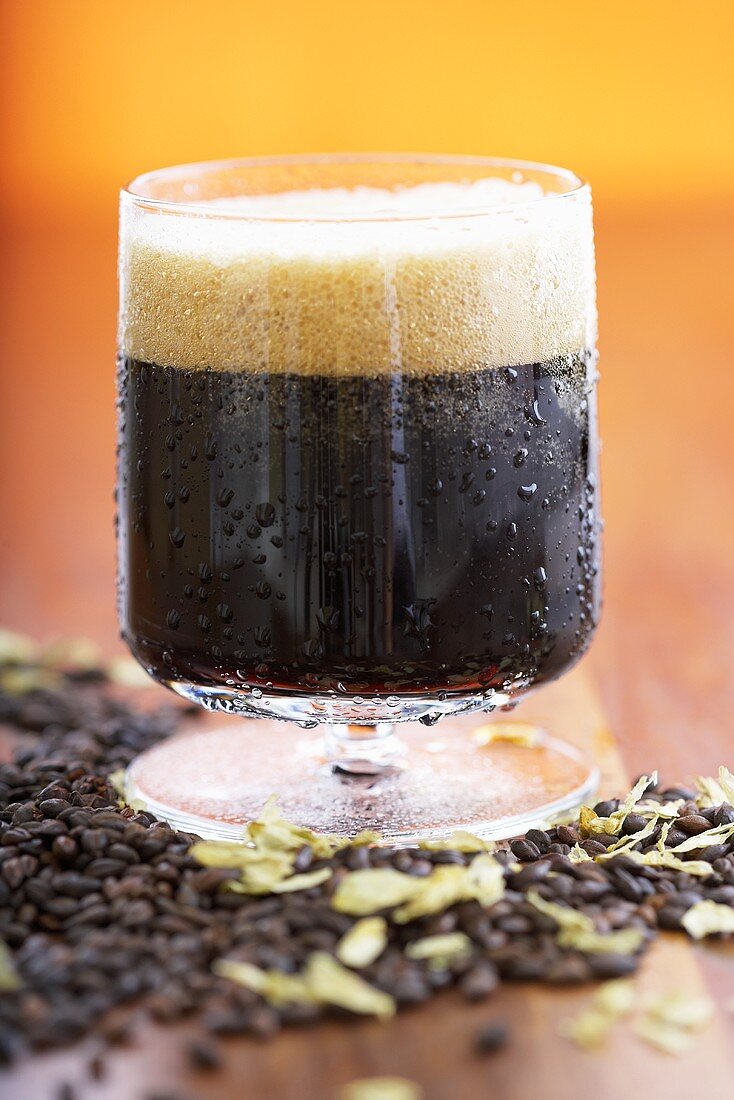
609;868;645;903
24;878;52;906
502;955;548;981
698;844;729;863
88;1054;106;1080
587;954;638;979
707;884;734;904
665;828;688;847
460;961;499;1001
496;914;533;935
186;1038;222;1070
189;867;234;893
148;990;189;1022
98;1017;133;1045
713;803;734;826
203;1006;251;1035
576;879;611;902
2;857;28;889
44;896;79;918
545;956;592;984
674;890;703;909
658;904;686;930
430;850;466;865
427;967;453;991
80;829;108;854
474;1022;509;1054
595;834;620;848
85;857;127;877
507;861;551;889
52;872;102;898
38;783;69;801
392;970;430;1005
509;839;540;862
38;799;69;818
2;827;32;845
50;836;77;862
406;858;433;877
32;820;67;840
106;843;139;864
525;829;551;854
89;812;127;832
138;836;169;861
675;814;713;835
580;839;608;856
12;805;35;825
551;854;583;878
340;846;369;872
64;903;111;928
292;845;313;873
621;813;647;835
279;1001;322;1026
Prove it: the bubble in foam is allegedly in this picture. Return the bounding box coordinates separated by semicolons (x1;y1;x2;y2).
119;179;596;374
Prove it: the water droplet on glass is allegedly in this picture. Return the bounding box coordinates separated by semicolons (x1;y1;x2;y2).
527;399;547;426
255;502;276;527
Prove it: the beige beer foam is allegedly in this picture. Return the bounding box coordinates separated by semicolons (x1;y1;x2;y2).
119;179;596;374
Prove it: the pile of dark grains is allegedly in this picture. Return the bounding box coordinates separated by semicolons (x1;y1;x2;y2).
1;647;733;1082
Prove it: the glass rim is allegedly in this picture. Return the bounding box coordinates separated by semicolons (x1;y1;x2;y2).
121;153;589;224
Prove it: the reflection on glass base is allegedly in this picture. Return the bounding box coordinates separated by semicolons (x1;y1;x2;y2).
165;678;518;727
125;712;599;844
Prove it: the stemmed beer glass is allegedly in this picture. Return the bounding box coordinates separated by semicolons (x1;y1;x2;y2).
117;155;600;841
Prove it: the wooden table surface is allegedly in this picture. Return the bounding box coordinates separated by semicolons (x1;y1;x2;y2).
1;202;733;1098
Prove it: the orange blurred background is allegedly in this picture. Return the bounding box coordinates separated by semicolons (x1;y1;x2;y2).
3;0;734;215
1;1;733;773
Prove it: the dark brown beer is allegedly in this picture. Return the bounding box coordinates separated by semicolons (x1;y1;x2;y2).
117;352;599;702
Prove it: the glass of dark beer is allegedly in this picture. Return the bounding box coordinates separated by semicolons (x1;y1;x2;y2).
117;155;601;840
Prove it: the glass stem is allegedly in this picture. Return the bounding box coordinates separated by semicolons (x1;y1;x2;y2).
324;722;406;776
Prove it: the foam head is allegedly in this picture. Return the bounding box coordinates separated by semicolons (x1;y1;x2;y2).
119;161;596;374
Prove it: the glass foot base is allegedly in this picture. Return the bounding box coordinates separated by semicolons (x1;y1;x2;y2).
125;712;598;844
